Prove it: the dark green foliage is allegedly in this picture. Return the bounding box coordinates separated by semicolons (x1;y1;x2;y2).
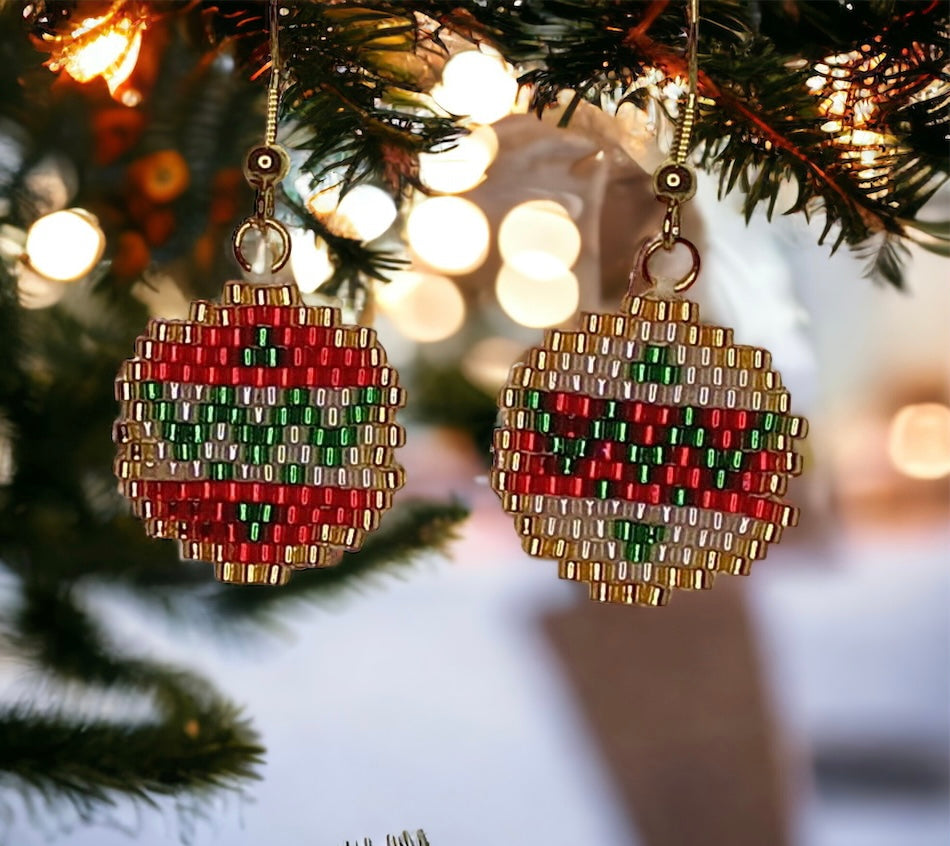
413;0;949;285
1;581;264;823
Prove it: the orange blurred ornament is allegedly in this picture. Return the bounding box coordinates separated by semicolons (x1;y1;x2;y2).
111;230;150;281
92;108;146;166
129;150;190;204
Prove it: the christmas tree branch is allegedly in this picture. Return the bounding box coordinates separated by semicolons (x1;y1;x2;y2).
1;582;263;819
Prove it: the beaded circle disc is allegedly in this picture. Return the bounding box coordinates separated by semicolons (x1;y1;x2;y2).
491;293;807;607
114;281;405;586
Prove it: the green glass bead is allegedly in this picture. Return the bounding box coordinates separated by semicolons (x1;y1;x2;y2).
715;469;728;489
255;327;270;347
248;522;262;542
691;428;706;447
595;480;610;499
638;464;651;484
605;400;619;419
525;390;542;410
614;521;632;541
763;412;777;432
730;451;743;470
672;487;688;507
682;406;696;426
364;387;382;405
325;447;340;467
705;447;718;468
749;430;762;450
661;365;679;384
560;457;575;475
210;462;232;481
645;344;666;365
143;381;162;400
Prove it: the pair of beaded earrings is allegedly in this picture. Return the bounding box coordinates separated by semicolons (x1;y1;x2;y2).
113;0;806;605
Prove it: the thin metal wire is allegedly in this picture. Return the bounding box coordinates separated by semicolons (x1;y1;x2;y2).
232;0;290;272
265;0;281;147
669;0;699;166
635;0;703;292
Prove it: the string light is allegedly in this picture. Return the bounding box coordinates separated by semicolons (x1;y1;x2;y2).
888;403;950;480
406;197;490;275
418;126;498;194
498;200;581;279
333;184;397;242
42;2;147;101
495;262;579;328
289;229;334;294
376;270;465;343
24;209;106;282
432;50;518;125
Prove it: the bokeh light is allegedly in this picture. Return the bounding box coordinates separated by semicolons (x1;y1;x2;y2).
407;197;490;275
377;270;465;343
432;50;518;125
498;200;581;279
495;262;579;328
888;403;950;480
24;208;105;282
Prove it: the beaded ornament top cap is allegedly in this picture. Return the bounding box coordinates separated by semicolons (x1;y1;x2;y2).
114;281;406;585
491;291;807;607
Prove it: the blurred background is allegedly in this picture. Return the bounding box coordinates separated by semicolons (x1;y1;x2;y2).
0;2;948;845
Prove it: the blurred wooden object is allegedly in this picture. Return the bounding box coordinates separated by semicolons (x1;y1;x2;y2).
543;579;794;846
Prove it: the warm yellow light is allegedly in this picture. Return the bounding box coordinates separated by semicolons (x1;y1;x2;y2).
305;183;340;218
289;230;334;294
462;336;525;395
333;185;397;242
52;12;145;96
406;197;490;275
25;209;106;282
888;403;950;480
377;271;465;343
432;50;518;125
495;262;579;328
498;200;581;278
418;126;498;194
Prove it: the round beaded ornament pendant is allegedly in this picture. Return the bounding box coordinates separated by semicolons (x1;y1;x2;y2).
114;281;405;586
491;291;807;607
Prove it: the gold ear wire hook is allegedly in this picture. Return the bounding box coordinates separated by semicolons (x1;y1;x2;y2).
232;0;291;274
636;0;702;293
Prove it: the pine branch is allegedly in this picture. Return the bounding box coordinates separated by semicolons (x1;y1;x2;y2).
0;704;262;820
283;3;460;196
0;583;263;821
414;0;949;285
